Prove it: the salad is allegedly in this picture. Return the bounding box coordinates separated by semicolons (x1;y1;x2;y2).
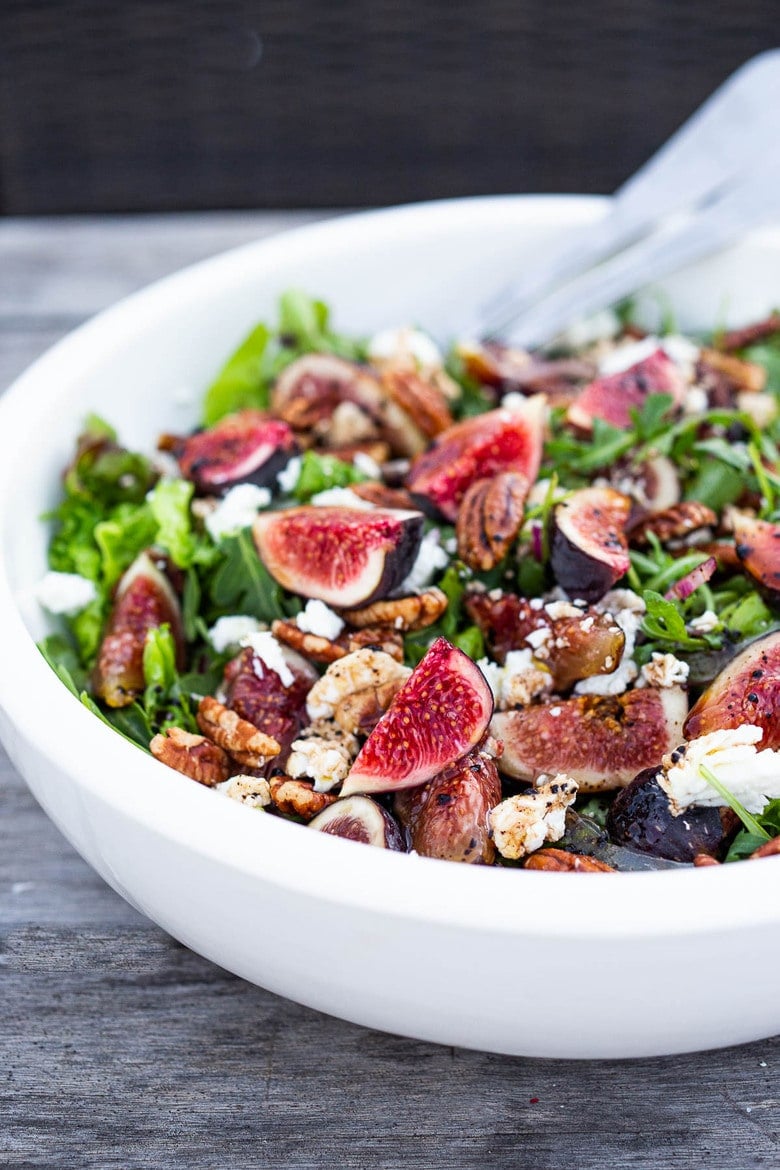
36;291;780;870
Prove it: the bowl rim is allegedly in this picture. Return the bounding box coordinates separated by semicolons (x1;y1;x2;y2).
1;192;779;941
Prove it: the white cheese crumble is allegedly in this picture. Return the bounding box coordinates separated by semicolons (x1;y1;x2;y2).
309;486;376;509
477;649;552;710
737;391;778;429
639;652;690;689
204;483;271;541
296;599;344;641
352;451;382;479
598;334;700;380
544;600;582;621
490;774;579;859
659;725;780;815
35;571;97;616
683;385;709;417
276;455;302;495
574;602;643;697
306;648;411;722
287;724;359;793
218;775;272;809
208;615;264;653
688;609;721;635
368;326;443;370
240;630;294;687
398;528;449;592
524;625;551;651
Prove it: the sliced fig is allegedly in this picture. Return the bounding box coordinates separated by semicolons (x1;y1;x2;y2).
93;550;184;708
341;637;494;796
393;747;501;863
684;629;780;749
550;486;631;603
171;410;297;495
308;795;405;850
253;506;423;608
732;512;780;601
567;349;686;431
457;340;595;392
405;400;545;522
465;589;625;689
223;646;317;767
491;687;688;791
637;454;682;512
606;768;735;863
270;353;428;457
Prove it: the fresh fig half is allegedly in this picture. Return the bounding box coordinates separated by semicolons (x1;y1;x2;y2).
684;629;780;748
93;550;184;707
341;637;494;796
271;353;429;457
308;795;405;850
223;645;317;767
732;512;780;601
491;687;688;791
550;486;631;603
567;349;686;431
253;506;424;608
171;410;297;495
405;400;545;522
606;767;735;863
393;747;501;863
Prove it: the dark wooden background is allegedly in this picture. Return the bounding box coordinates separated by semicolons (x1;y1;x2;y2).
0;0;778;215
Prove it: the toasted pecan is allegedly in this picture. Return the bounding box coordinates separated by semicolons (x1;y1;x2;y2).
456;472;528;571
628;501;717;547
523;849;615;872
341;587;448;632
699;347;767;393
197;696;281;767
751;836;780;860
381;367;453;438
268;775;337;821
150;726;231;787
693;853;721;867
350;481;418;510
343;626;405;661
271;619;347;664
718;314;780;352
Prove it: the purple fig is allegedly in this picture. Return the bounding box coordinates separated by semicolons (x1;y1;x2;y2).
172;410;297;495
550;486;631;603
308;795;405;850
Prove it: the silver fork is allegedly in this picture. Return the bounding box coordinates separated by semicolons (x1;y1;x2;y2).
471;50;780;349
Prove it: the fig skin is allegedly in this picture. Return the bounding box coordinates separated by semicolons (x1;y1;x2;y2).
405;400;545;522
567;349;686;431
393;747;502;864
223;646;317;769
684;629;780;749
341;637;494;796
491;686;688;792
253;506;424;609
550;486;631;603
732;512;780;601
172;410;298;496
93;550;184;708
308;795;406;850
606;768;734;863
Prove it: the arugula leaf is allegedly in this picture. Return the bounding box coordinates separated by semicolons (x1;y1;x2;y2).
403;564;466;665
454;624;484;660
292;450;368;501
641;590;711;651
279;289;329;347
208;528;300;622
202;323;273;426
727;798;780;861
698;762;769;840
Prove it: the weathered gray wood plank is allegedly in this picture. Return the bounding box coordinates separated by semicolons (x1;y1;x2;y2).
1;213;778;1170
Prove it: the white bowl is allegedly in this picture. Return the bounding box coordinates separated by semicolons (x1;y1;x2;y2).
1;196;779;1059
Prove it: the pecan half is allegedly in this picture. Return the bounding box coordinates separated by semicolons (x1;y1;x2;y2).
350;481;417;510
325;440;391;465
343;626;405;661
456;472;528;571
751;836;780;860
271;619;347;664
718;314;780;352
699;347;767;393
693;853;721;867
628;501;717;547
197;696;281;767
150;726;231;786
381;367;453;438
341;587;448;632
523;848;615;872
268;775;337;821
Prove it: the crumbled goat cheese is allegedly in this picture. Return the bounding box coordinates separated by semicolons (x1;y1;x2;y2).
554;309;621;351
309;486;376;509
208;615;263;653
398;528;449;592
737;391;778;429
544;600;582;621
688;609;721;635
598;588;647;616
500;391;526;414
240;631;294;687
327;400;377;445
478;649;552;710
659;725;780;815
368;326;443;369
490;774;579;859
218;776;272;809
525;625;551;651
287;723;359;793
35;571;97;616
575;604;642;696
444;536;457;555
306;648;411;721
296;599;344;641
599;334;700;380
276;455;302;495
639;652;690;689
683;385;709;417
352;451;382;479
205;483;271;541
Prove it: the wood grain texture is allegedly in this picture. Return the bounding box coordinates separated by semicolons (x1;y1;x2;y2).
1;1;778;213
1;213;779;1169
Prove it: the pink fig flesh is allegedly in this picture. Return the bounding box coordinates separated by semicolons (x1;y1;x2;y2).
173;410;297;495
341;637;494;796
733;512;780;600
253;506;424;608
567;350;686;431
550;486;631;603
223;646;317;768
684;629;780;748
405;401;545;522
308;795;405;850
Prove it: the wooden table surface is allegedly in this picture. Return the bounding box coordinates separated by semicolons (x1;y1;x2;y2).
1;212;778;1170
